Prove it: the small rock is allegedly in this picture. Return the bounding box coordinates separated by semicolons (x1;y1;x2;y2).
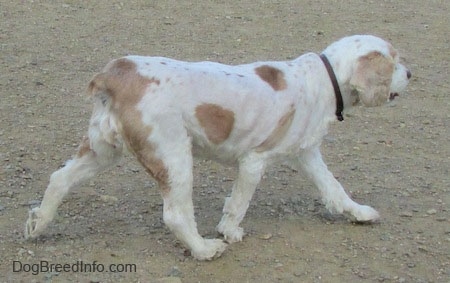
166;266;182;277
274;262;283;269
99;195;118;203
18;248;27;256
260;233;273;240
407;262;416;268
44;272;60;280
240;261;256;268
44;246;57;252
426;209;437;215
399;212;413;218
28;200;41;206
380;233;392;241
0;204;5;211
307;204;316;212
418;246;429;253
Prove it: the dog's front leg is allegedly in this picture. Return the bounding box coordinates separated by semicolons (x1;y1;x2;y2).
299;147;380;222
217;153;266;243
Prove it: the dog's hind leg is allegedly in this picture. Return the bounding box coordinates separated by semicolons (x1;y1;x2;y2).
25;100;123;239
133;120;227;260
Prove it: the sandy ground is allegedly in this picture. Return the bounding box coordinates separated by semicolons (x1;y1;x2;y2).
1;1;449;282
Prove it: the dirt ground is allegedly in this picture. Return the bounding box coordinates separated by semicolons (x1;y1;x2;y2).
1;1;449;282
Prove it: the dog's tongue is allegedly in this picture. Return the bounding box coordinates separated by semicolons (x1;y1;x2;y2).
389;93;399;101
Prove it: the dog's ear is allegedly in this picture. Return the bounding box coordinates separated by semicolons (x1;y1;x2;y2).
350;51;394;106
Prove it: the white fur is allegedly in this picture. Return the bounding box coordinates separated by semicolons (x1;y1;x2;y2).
25;35;410;260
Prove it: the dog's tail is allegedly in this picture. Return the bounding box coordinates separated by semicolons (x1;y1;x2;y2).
87;72;107;96
87;72;111;106
86;58;124;105
85;60;127;149
86;57;144;104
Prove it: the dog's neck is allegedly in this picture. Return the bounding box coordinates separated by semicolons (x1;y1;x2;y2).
319;54;344;121
319;52;362;116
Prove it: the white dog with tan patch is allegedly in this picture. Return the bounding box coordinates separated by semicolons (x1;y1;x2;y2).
25;35;411;260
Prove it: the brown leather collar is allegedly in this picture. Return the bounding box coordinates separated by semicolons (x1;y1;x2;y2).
319;54;344;121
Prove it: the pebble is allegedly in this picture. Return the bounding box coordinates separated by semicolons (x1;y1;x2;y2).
0;204;4;211
44;272;60;281
426;209;437;215
99;195;118;203
418;246;429;253
399;211;413;218
18;248;34;257
28;200;41;206
17;248;27;256
166;266;182;277
259;233;273;240
44;246;57;252
240;261;256;268
274;262;283;269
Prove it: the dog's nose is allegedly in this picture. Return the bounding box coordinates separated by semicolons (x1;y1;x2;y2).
406;69;412;79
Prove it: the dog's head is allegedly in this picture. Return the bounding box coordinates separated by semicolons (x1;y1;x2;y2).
349;49;411;107
324;35;411;107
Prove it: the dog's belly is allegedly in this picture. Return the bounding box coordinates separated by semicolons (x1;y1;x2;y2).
191;142;239;165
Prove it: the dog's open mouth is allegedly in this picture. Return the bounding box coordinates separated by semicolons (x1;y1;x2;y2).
389;93;399;101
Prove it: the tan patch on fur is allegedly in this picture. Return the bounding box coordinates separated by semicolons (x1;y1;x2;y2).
128;123;170;195
350;51;394;106
254;65;287;91
76;136;92;158
87;58;169;193
195;104;235;144
255;107;296;152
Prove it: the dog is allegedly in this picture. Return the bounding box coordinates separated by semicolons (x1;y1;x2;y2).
25;35;411;260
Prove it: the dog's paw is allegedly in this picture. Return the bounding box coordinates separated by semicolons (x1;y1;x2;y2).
222;227;244;243
191;239;227;261
352;205;380;223
216;219;245;243
24;207;51;239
